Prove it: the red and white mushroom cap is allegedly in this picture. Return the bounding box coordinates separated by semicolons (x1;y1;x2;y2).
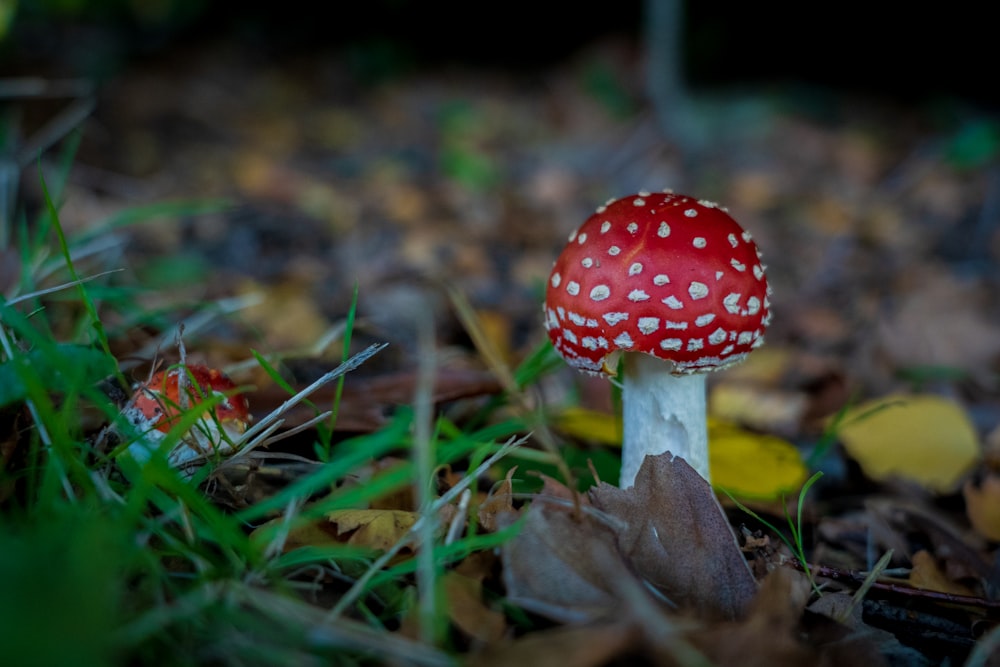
544;191;771;375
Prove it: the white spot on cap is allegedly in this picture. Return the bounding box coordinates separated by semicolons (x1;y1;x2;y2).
628;289;650;302
723;293;741;314
590;285;610;301
688;282;709;300
638;190;650;196
633;198;645;207
556;306;566;320
664;320;688;330
742;231;752;242
737;331;754;345
566;281;580;296
600;221;611;234
728;233;738;248
550;272;561;288
660;338;683;351
753;265;764;280
657;222;670;238
577;233;588;244
582;337;599;350
662;295;684;309
695;313;715;327
687;338;704;351
581;257;594;268
715;271;724;280
693;237;706;248
627;222;638;234
746;296;761;315
731;259;746;272
684;209;698;218
545;309;559;329
586;318;599;327
653;274;669;286
637;317;659;334
563;329;578;344
603;312;628;326
608;246;621;256
629;262;643;275
568;229;577;242
568;312;586;326
614;332;634;347
708;328;727;345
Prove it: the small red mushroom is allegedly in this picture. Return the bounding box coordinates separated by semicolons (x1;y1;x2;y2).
124;364;251;468
544;190;771;486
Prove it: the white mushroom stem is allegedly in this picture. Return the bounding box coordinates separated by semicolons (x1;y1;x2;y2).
620;353;709;487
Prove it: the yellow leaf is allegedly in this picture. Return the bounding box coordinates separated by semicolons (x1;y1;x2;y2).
326;509;418;552
836;395;980;493
554;407;807;500
552;406;621;447
708;418;809;500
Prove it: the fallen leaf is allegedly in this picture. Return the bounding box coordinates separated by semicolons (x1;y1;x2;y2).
444;571;507;643
835;394;980;493
477;466;516;533
590;453;758;621
553;408;809;500
500;498;626;624
469;618;640;667
326;508;418;552
552;406;621;446
964;474;1000;541
908;550;975;596
708;419;809;501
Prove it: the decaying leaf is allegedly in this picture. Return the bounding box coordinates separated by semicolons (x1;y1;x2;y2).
590;453;758;620
500;494;627;624
908;550;975;596
964;474;1000;541
836;394;980;492
469;618;641;667
325;508;418;552
444;570;507;643
502;454;759;624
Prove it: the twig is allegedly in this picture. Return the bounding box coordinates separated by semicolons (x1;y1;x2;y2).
787;559;1000;610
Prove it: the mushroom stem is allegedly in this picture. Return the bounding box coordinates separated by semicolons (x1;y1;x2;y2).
620;353;709;487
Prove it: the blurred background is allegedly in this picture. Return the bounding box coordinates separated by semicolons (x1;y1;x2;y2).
1;0;999;423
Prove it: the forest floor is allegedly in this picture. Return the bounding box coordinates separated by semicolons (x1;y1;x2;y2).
3;29;1000;667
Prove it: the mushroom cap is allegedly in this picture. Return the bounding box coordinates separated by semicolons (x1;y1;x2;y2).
543;191;771;375
131;364;251;436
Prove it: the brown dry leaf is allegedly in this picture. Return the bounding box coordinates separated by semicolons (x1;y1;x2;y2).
836;394;980;493
499;498;626;623
908;550;975;596
469;618;640;667
477;466;516;533
689;567;815;667
443;571;507;643
965;474;1000;541
590;453;758;620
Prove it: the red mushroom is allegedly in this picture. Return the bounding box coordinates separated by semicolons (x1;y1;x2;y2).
123;364;251;469
544;190;771;487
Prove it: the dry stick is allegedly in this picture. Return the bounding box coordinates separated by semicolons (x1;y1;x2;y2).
412;309;438;645
787;559;1000;610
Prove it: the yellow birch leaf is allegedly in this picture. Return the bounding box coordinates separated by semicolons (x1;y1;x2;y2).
708;419;809;500
836;395;980;493
552;406;621;446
